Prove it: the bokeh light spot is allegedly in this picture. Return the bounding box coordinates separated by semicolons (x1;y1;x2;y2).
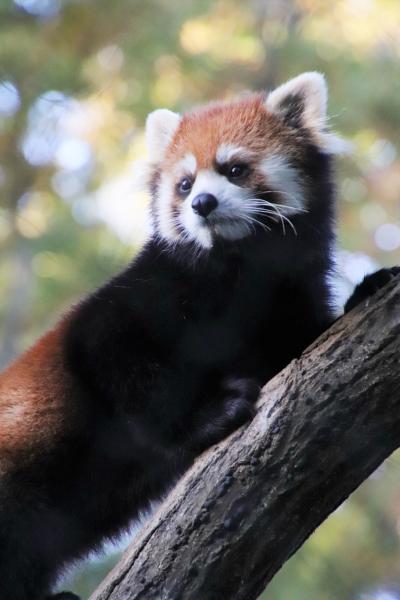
14;0;61;18
0;81;21;117
52;171;87;199
368;139;397;169
97;45;125;72
359;203;387;230
55;139;92;171
374;223;400;252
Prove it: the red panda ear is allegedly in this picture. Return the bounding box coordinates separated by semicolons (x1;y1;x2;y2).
265;72;350;155
145;109;181;162
266;72;327;130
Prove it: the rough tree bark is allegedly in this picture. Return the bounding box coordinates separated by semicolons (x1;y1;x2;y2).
90;276;400;600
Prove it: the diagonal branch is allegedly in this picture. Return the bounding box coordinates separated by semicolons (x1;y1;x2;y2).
90;276;400;600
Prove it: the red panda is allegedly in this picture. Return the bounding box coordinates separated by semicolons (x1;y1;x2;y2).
0;72;397;600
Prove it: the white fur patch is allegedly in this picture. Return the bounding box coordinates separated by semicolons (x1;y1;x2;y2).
180;200;213;248
179;170;253;246
318;132;353;156
156;173;179;241
155;162;305;249
175;153;197;176
216;144;253;164
189;170;235;202
145;109;181;163
261;155;304;212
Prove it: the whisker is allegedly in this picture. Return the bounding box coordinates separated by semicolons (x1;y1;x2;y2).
245;188;309;213
245;208;281;229
246;207;281;219
240;214;271;233
246;197;308;214
279;213;297;235
244;199;299;236
248;200;287;235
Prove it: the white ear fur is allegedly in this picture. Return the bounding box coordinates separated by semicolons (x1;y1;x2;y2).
266;72;327;128
145;109;181;162
265;72;350;155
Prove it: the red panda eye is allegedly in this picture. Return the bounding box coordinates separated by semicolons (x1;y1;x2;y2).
177;177;193;195
228;164;248;179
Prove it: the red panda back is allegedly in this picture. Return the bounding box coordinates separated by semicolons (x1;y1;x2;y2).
0;320;78;473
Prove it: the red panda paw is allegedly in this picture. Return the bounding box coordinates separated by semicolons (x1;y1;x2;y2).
345;266;400;313
190;376;260;453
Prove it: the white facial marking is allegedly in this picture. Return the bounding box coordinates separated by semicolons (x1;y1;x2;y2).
179;169;252;246
156;155;307;248
175;153;196;177
216;144;253;164
156;173;179;241
190;170;232;202
260;155;304;212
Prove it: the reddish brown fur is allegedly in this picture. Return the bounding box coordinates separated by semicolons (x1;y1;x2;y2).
0;319;76;473
164;94;300;170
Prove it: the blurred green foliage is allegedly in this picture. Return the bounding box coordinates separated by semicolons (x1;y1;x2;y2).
1;0;400;598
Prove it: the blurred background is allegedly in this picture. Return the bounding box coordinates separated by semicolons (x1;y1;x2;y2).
0;0;399;598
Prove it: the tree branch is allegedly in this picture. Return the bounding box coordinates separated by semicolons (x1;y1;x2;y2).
90;276;400;600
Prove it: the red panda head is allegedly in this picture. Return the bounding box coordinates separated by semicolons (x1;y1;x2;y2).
145;72;348;249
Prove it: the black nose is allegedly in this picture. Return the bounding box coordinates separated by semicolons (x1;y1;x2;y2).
191;193;218;218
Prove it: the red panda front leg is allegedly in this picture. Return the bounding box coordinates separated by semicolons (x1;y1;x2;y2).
345;266;400;312
0;509;82;600
0;537;51;600
188;377;260;452
0;501;82;600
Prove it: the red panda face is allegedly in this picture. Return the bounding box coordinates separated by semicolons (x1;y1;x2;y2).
145;72;347;249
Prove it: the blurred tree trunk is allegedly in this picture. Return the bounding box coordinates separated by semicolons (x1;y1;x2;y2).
90;276;400;600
